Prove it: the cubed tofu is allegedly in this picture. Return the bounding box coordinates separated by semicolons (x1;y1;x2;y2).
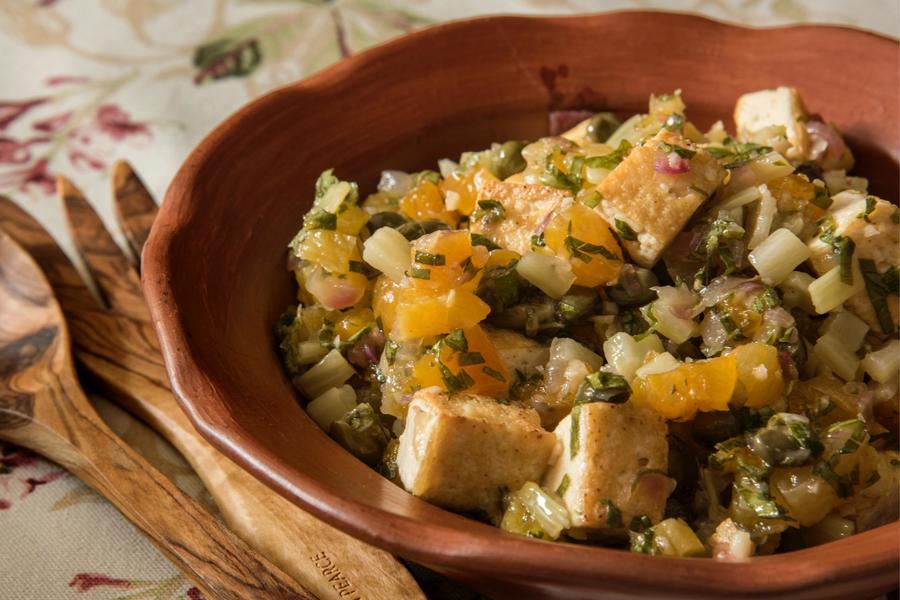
472;181;571;255
806;190;899;332
485;326;549;378
734;86;809;160
397;389;555;516
596;129;724;267
543;402;671;529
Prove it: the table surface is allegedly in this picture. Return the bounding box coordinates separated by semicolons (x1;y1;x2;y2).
1;1;897;598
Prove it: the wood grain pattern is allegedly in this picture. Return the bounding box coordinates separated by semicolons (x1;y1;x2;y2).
140;12;900;600
0;181;423;600
112;160;157;263
0;230;312;600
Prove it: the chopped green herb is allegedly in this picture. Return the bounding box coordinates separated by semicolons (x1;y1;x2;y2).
530;233;546;248
303;208;337;231
817;219;856;285
750;287;781;313
811;187;833;210
657;141;696;159
482;366;507;382
629;529;655;554
318;319;336;347
555;474;571;497
437;360;475;393
415;251;446;266
864;470;881;488
857;196;877;222
443;329;469;352
570;406;581;459
458;351;485;366
614;219;638;241
585;140;633;170
348;260;366;274
663;113;685;132
733;473;788;519
813;460;854;498
413;170;441;185
582;190;603;208
574;371;630;404
859;259;898;334
565;221;620;262
540;162;582;193
384;340;399;365
600;499;623;528
473;199;506;223
470;233;499;250
409;267;432;280
629;515;652;533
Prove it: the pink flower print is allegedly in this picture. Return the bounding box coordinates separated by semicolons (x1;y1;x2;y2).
0;98;47;131
0;499;9;509
32;111;72;134
94;104;149;141
0;445;39;472
69;573;132;593
187;587;206;600
0;158;55;194
68;147;105;171
0;136;50;165
45;75;89;87
23;470;64;495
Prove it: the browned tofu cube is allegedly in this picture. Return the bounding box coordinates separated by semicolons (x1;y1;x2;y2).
596;129;724;267
397;389;555;516
543;401;671;529
471;180;571;255
733;86;810;160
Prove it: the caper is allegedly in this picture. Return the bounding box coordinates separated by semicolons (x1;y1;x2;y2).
396;219;449;240
606;265;658;307
586;112;621;143
367;211;407;231
420;219;450;234
491;140;527;180
557;286;598;322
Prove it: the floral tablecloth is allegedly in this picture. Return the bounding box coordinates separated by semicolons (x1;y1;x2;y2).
0;1;897;598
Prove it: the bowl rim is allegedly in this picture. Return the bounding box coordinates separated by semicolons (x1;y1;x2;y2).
143;10;900;596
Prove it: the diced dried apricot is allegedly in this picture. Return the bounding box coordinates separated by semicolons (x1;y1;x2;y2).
485;248;521;268
440;167;497;216
631;354;737;420
543;203;622;287
731;342;785;408
409;230;487;290
393;286;491;341
297;229;361;274
411;325;510;397
335;307;375;340
399;180;459;226
336;204;369;235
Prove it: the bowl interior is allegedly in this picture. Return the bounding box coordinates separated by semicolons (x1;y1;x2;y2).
145;12;900;598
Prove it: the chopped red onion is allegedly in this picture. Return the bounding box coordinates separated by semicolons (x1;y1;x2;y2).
654;151;691;174
806;121;846;167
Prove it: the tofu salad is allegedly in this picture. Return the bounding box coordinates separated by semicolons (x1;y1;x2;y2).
277;88;899;559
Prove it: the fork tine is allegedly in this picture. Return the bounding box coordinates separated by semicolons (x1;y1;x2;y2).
0;194;97;312
112;160;158;266
58;176;146;319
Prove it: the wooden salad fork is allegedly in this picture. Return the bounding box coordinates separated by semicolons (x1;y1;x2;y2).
0;163;424;600
0;229;311;600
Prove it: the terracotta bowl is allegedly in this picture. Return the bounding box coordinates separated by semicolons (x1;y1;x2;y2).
143;12;900;599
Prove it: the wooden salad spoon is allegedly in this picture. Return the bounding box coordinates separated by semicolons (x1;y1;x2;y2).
0;166;424;600
0;229;312;599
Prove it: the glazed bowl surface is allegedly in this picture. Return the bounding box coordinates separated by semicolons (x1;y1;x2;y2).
143;12;900;599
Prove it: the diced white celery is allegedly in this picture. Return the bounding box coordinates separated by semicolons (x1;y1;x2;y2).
516;252;575;299
362;227;411;283
861;340;900;383
297;349;356;398
779;271;816;313
748;228;811;285
813;336;860;382
720;185;761;210
318;181;353;212
585;166;611;185
651;518;706;557
437;158;458;178
808;263;863;314
821;311;869;352
523;482;571;538
306;385;357;431
746;184;777;249
748;151;795;183
605;114;643;147
296;340;329;366
443;190;462;211
823;170;868;195
545;337;603;397
603;332;664;382
647;301;696;344
635;352;681;378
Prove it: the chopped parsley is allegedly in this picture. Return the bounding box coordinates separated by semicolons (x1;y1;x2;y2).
859;259;898;334
614;219;638;241
570;406;581;459
574;371;631;404
303;208;337;231
384;340;399;365
582;190;603;208
473;199;506;223
409;267;432;280
470;232;499;250
414;251;446;266
585;140;633;170
443;329;469;352
482;366;507;382
555;475;571;497
458;351;485;366
540;161;582;193
857;196;877;222
817;218;856;285
600;499;623;528
565;222;620;262
437;360;475;393
530;233;546;248
657;141;696;159
348;260;366;274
